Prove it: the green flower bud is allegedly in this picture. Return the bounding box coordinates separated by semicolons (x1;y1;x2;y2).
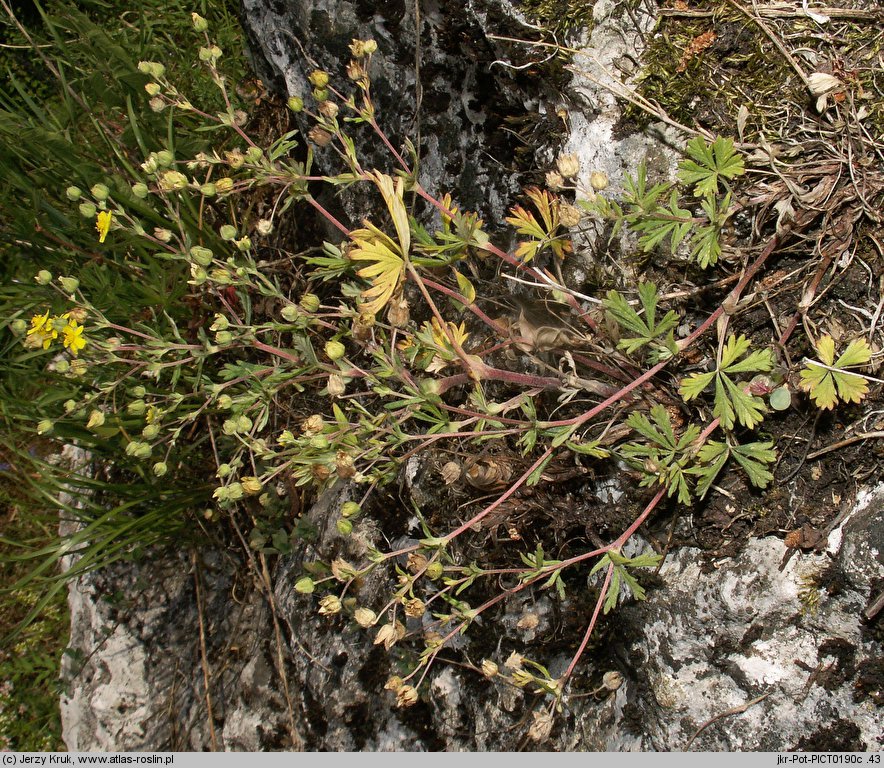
90;183;109;201
142;423;160;440
312;88;329;103
308;70;329;88
159;170;188;191
210;314;229;332
78;202;97;218
287;96;304;113
127;399;147;415
144;82;161;96
216;463;232;478
280;305;300;322
188;265;208;286
294;577;315;594
245;146;263;164
86;410;105;430
155;150;174;168
64;400;77;414
236;414;253;433
300;293;321;312
189;246;214;266
200;183;216;196
241;476;263;495
10;318;27;335
325;340;346;360
36;419;53;435
363;40;378;54
198;46;213;62
309;435;330;450
215;177;234;193
235;237;252;252
217;394;233;410
226;482;243;501
218;224;237;241
152;461;168;477
125;440;152;459
336;518;353;536
66;186;82;201
131;182;149;199
35;270;52;285
215;330;233;344
154;227;172;242
132;386;146;398
191;12;208;32
341;501;361;519
58;276;79;294
426;561;444;580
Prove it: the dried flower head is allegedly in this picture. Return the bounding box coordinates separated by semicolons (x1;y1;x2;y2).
354;607;378;628
556;153;580;178
318;595;342;615
395;685;419;708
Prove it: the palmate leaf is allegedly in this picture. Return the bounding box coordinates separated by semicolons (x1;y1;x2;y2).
799;335;872;410
677;136;745;198
680;335;773;430
505;187;570;262
349;226;405;317
604;281;679;358
688;438;775;498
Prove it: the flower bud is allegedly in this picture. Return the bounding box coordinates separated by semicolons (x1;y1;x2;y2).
144;82;161;96
66;186;82;201
155;150;174;168
331;558;358;581
210;314;229;332
294;577;315;594
363;40;378;54
256;218;273;236
481;659;499;678
214;330;233;344
308;70;329;88
235;237;252;252
153;461;168;477
354;607;377;628
199;183;216;197
132;182;149;199
325;340;346;360
287;96;304;113
127;399;147;415
299;293;320;312
217;224;237;241
336;518;353;535
189;246;214;266
425;561;444;580
215;177;234;193
318;100;339;119
245;146;264;164
90;183;110;201
318;595;342;615
34;270;52;285
404;598;425;618
159;170;188;191
79;202;97;218
241;476;263;495
64;400;77;414
10;318;27;335
191;12;208;32
86;410;105;430
327;373;346;397
556;153;580;178
36;419;53;435
280;304;300;322
58;276;79;294
217;394;233;410
142;423;160;439
590;171;609;191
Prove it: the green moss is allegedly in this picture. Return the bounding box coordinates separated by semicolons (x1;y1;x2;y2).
519;0;593;38
625;3;883;141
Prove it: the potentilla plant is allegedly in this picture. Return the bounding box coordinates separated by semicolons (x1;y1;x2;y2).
10;10;876;735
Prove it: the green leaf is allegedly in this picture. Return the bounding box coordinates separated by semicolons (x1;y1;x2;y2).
677;136;745;197
604;281;679;358
799;335;871;410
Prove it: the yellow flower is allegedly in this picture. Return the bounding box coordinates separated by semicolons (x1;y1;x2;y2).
96;211;112;243
62;319;86;356
26;310;57;349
